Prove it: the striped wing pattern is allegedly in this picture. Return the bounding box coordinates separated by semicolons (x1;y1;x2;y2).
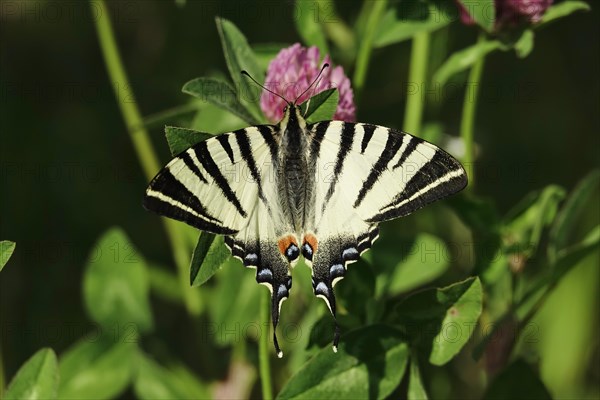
144;125;295;357
144;116;467;356
144;126;277;234
304;121;467;349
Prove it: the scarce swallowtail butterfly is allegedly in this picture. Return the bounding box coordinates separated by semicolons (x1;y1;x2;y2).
143;66;468;357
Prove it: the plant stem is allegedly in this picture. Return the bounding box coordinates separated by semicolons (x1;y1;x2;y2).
403;31;430;135
319;0;356;64
460;33;486;192
353;0;387;104
259;290;273;400
91;0;199;315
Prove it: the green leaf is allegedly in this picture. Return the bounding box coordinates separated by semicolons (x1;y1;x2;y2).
83;227;153;333
134;353;210;400
216;17;264;123
278;325;409;400
208;259;262;345
191;101;248;134
395;277;483;366
165;126;213;156
548;170;600;262
182;77;257;125
295;0;329;56
433;39;502;85
336;259;375;318
538;1;590;27
514;29;534;58
455;0;495;32
148;264;183;304
5;348;58;400
502;185;566;260
447;195;502;273
0;240;16;271
299;88;339;122
483;359;551;400
190;233;231;286
373;1;454;48
474;227;600;360
386;233;450;296
408;359;428;400
58;336;138;399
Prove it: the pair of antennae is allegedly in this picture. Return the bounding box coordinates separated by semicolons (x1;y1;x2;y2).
241;63;330;105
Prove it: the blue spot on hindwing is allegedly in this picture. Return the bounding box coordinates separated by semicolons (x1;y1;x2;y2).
315;281;329;297
329;264;345;278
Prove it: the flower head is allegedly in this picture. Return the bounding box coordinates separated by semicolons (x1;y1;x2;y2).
455;0;553;29
260;43;355;123
497;0;553;25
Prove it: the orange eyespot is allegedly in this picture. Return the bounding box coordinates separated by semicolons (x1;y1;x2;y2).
278;235;298;256
303;233;318;253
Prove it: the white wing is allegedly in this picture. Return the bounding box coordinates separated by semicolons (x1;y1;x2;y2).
144;125;293;357
303;120;467;350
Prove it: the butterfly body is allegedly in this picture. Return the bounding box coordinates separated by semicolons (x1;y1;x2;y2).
277;106;314;233
144;104;467;357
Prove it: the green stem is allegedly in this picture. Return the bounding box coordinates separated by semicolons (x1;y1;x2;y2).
460;33;486;192
403;31;430;135
259;290;273;400
91;0;199;315
319;0;356;63
353;0;387;104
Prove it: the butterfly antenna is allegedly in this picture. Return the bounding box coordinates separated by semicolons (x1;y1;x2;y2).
241;70;289;104
295;63;329;105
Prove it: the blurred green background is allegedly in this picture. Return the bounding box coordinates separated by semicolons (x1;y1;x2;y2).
1;0;598;398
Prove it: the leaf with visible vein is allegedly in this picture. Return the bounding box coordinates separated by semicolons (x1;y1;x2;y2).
5;348;58;400
165;126;213;156
190;233;231;286
182;77;257;125
216;17;264;123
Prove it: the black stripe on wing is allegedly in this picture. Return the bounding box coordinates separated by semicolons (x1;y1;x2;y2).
368;150;467;222
391;135;419;170
235;128;270;208
180;152;208;184
360;124;376;154
322;122;355;212
354;129;404;208
257;125;279;163
217;134;235;163
194;140;247;218
144;169;236;235
309;121;330;164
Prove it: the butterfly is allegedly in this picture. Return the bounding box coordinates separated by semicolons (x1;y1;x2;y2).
143;67;468;357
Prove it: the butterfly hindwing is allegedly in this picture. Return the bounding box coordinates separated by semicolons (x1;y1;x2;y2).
223;158;296;358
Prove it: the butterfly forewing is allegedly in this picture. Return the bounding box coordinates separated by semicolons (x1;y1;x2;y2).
144;126;277;234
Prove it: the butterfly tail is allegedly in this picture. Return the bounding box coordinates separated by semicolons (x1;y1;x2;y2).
308;226;378;352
